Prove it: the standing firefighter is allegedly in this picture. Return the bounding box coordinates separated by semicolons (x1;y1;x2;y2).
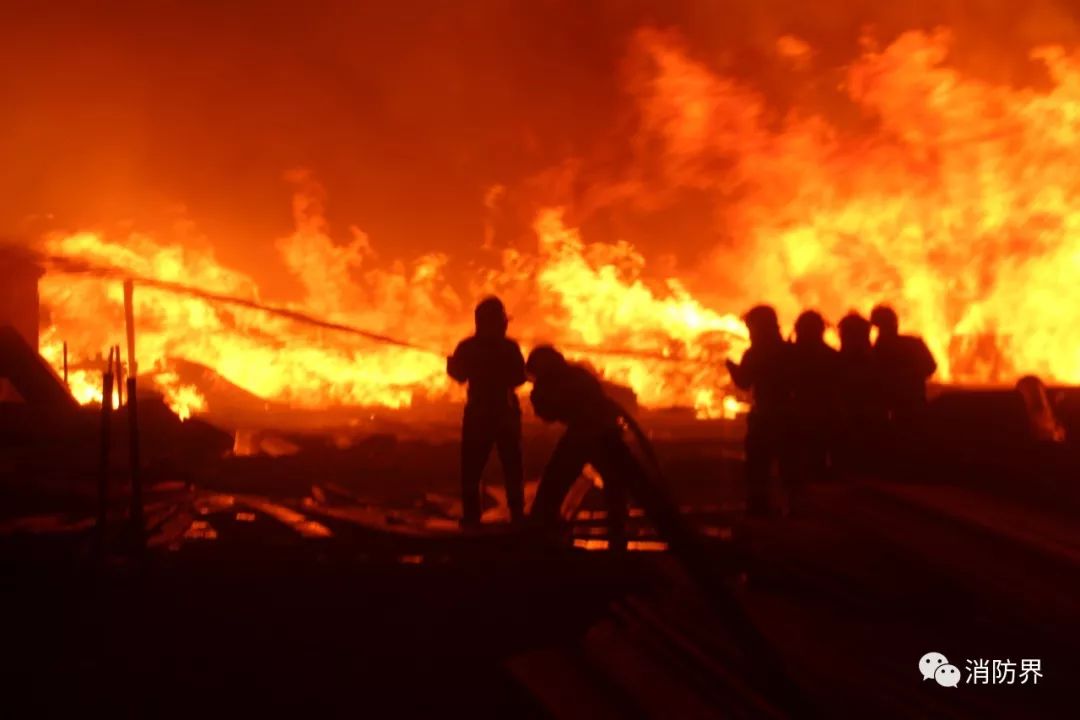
725;305;794;516
869;305;937;421
790;310;840;484
869;304;937;476
447;296;526;526
835;312;884;474
526;346;696;554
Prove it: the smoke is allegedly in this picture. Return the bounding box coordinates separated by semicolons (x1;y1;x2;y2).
4;0;1080;294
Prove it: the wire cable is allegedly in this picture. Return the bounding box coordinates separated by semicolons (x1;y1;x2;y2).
38;250;739;367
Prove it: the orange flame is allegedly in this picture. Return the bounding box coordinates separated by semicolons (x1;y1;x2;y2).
38;186;747;420
35;27;1080;422
624;28;1080;384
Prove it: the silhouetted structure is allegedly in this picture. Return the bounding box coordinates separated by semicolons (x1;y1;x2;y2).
0;325;76;408
1016;375;1066;443
869;305;937;420
725;305;793;515
0;245;44;350
790;310;840;484
447;296;526;526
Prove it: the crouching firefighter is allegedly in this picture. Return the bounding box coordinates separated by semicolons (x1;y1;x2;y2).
526;344;810;715
525;345;698;555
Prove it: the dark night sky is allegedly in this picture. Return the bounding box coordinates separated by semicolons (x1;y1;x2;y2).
4;0;1079;298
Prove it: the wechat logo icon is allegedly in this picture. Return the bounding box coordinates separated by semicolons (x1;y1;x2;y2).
920;652;959;688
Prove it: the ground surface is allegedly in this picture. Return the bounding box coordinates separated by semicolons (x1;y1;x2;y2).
2;424;1078;718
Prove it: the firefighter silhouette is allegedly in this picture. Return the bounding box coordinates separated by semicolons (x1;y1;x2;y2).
869;305;937;420
447;296;526;526
526;346;626;549
789;310;840;484
526;345;697;554
725;305;794;516
868;304;937;476
528;345;816;715
835;312;884;473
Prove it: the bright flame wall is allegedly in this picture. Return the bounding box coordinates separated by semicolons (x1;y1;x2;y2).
30;24;1080;421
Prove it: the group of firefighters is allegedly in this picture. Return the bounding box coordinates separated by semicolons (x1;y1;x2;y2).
726;304;937;515
447;295;937;544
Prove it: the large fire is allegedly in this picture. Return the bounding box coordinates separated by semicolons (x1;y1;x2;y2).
37;192;746;420
622;28;1080;384
32;28;1080;422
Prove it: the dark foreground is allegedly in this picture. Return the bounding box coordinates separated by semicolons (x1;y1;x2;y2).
2;420;1079;718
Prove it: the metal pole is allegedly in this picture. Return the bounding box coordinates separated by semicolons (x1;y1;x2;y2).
123;280;144;550
97;348;115;550
123;281;137;379
114;344;123;407
126;375;142;550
